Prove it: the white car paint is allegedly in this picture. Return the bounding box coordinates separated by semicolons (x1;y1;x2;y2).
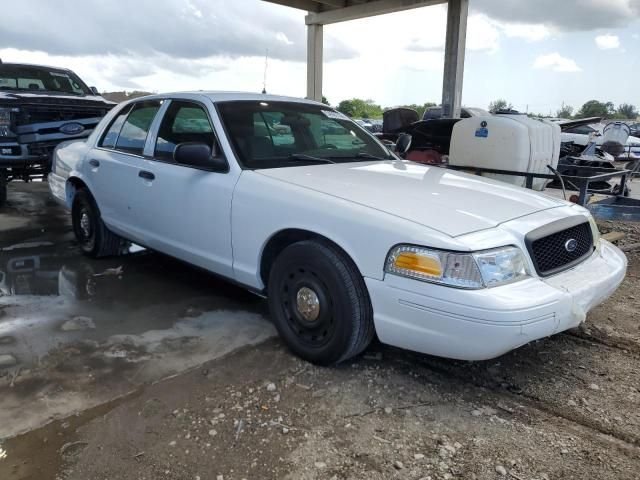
49;92;627;361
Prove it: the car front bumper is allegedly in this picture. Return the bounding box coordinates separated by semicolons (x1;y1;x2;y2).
366;240;627;361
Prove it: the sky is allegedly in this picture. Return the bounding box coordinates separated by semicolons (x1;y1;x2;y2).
1;0;639;115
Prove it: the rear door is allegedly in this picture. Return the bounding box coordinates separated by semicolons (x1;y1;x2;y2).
87;100;163;242
133;99;239;277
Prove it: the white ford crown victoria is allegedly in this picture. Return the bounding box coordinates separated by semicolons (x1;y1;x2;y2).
49;92;627;365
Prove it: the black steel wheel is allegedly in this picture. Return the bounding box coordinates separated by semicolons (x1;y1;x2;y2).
72;189;125;258
268;239;374;365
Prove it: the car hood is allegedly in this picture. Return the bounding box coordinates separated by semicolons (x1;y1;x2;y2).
0;91;114;107
257;161;566;237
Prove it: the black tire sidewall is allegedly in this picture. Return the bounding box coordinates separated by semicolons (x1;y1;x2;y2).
0;172;7;207
268;241;368;365
72;190;100;256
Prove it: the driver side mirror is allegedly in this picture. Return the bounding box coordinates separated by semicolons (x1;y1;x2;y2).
90;86;100;95
174;142;227;172
395;133;412;155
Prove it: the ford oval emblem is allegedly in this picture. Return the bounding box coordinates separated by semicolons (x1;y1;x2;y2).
564;238;578;253
60;122;85;135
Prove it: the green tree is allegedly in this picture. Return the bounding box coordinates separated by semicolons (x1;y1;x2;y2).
336;98;383;119
617;103;638;119
488;99;513;113
556;104;574;119
576;100;616;119
321;96;330;106
390;102;437;116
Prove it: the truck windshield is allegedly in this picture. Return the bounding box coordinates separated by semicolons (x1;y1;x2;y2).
0;65;91;96
217;100;393;169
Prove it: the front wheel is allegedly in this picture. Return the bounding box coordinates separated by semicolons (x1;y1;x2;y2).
71;189;126;258
0;170;7;207
267;240;374;365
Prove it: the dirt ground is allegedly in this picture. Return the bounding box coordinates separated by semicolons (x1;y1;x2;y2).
0;183;639;480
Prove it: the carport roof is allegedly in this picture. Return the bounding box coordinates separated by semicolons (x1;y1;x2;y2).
265;0;381;12
263;0;446;24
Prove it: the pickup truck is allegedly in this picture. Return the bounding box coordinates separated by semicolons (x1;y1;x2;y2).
0;61;114;205
48;92;627;365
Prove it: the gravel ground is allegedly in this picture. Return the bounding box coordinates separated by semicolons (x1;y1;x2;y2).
1;186;639;480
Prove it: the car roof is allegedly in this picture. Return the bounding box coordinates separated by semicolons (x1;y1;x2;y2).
0;62;74;73
137;91;324;106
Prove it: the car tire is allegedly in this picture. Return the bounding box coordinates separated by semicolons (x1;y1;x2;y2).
72;189;125;258
267;239;375;365
0;170;7;207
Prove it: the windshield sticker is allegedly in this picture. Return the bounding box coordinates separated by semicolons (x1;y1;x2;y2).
321;110;349;121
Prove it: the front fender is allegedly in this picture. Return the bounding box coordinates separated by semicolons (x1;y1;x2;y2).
231;171;456;290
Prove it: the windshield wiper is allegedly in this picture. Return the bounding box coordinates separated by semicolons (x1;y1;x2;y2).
327;152;392;161
354;152;393;160
287;154;336;164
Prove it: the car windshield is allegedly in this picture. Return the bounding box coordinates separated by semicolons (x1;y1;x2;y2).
0;65;91;96
217;100;393;169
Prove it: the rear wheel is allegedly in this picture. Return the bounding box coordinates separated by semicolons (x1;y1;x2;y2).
72;189;126;258
267;240;374;365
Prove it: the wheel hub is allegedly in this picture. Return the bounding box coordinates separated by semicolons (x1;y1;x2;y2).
296;286;320;322
80;211;91;238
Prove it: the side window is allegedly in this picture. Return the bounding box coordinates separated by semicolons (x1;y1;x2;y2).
17;78;45;90
99;104;133;149
155;101;215;162
115;100;162;155
566;125;594;135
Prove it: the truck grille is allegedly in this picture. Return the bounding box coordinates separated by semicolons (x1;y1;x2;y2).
17;105;109;125
525;218;594;277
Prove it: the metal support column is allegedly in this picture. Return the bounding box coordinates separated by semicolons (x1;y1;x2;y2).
441;0;468;118
306;23;323;101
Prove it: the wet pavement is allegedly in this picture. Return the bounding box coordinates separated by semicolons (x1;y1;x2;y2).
0;182;275;439
0;183;639;480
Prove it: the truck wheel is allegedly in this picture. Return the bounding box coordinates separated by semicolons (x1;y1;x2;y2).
72;189;125;258
267;240;374;365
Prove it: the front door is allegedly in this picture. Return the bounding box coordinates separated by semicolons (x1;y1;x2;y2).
134;99;238;278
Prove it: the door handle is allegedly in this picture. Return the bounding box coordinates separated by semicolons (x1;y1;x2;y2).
89;159;100;168
138;170;155;181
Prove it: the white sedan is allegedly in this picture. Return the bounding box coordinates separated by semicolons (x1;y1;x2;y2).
48;92;627;365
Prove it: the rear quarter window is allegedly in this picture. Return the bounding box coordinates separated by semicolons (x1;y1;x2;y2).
112;101;162;155
99;105;133;149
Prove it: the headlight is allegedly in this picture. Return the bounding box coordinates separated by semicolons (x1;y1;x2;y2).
0;107;12;137
473;247;528;287
385;245;529;289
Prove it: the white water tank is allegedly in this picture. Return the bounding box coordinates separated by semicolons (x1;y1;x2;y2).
449;115;561;190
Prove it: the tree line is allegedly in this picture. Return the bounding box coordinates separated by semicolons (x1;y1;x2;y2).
487;98;638;120
327;97;638;121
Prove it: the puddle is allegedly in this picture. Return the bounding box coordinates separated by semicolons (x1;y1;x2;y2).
0;183;276;439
